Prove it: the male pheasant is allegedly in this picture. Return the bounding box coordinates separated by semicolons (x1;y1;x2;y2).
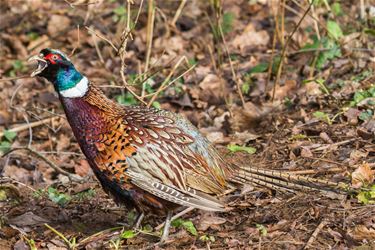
29;49;346;242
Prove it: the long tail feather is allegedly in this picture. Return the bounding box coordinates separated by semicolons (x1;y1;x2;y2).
232;165;349;198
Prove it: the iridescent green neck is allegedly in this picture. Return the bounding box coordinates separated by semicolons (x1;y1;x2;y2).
54;66;83;92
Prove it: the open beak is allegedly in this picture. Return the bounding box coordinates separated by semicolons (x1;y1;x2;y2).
28;54;48;77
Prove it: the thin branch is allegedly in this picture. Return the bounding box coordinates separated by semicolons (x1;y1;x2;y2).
2;147;82;182
217;9;245;106
144;0;155;73
0;75;30;82
0;117;57;138
303;219;328;249
146;57;186;107
85;26;119;53
272;0;314;101
171;0;187;26
147;58;195;106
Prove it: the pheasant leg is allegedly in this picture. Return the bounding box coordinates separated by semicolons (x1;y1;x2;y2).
160;211;172;243
133;212;144;230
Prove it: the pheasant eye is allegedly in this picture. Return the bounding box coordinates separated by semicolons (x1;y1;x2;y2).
51;54;59;60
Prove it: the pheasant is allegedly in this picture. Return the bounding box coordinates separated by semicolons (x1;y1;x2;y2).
29;48;347;242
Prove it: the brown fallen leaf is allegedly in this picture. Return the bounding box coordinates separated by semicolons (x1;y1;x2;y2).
8;212;49;227
231;23;270;53
197;213;227;231
74;159;92;177
349;225;375;240
47;15;71;36
198;74;227;105
351;162;375;188
268;79;297;100
56;134;71;152
300;147;313;158
230;101;280;131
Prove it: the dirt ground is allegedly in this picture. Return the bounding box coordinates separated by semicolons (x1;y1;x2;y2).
0;0;374;249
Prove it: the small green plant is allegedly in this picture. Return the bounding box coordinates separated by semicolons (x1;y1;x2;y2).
289;134;308;141
357;185;375;205
350;86;375;107
45;223;77;249
199;234;215;242
313;111;332;125
47;187;72;206
8;60;28;77
256;224;267;236
23;236;37;250
301;18;344;70
113;6;126;23
34;187;96;206
0;130;17;154
116;92;138;106
227;144;256;154
242;62;269;94
121;229;137;239
171;218;198;236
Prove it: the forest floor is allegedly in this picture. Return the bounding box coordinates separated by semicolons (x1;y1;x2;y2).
0;0;374;249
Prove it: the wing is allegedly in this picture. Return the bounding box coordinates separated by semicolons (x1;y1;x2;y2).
92;106;231;211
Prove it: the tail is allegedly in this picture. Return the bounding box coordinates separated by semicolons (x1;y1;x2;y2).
230;165;352;198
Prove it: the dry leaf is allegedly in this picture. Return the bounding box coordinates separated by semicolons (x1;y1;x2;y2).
47;15;71;36
349;225;375;240
197;213;227;231
230;101;280;131
56;134;71;152
269;80;297;100
351;163;375;188
198;74;227;105
75;159;92;177
8;212;49;227
231;23;270;53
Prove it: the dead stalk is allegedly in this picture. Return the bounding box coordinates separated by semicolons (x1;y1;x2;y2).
2;147;82;182
304;219;328;249
0;117;57;138
85;26;118;53
171;0;187;26
217;9;245;106
272;0;314;101
146;56;193;107
144;0;155;73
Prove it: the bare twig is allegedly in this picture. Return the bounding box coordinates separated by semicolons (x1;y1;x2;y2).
85;26;119;53
171;0;187;26
70;25;81;56
147;57;195;106
90;27;105;64
0;116;57;138
304;219;328;249
2;147;82;182
0;75;30;82
144;0;155;73
146;56;185;107
216;7;245;106
272;0;314;101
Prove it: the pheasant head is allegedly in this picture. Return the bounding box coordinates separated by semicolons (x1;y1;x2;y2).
29;48;88;98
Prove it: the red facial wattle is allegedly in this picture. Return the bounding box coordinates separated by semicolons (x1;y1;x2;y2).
44;54;61;64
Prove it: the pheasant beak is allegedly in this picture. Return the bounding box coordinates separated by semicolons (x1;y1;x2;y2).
28;54;48;77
